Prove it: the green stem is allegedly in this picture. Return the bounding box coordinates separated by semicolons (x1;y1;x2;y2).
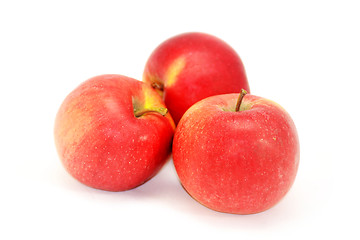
134;107;168;118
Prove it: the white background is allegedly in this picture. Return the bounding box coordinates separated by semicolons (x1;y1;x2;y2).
1;0;359;239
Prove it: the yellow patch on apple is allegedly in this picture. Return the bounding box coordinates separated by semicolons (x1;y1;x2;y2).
165;56;186;87
55;96;94;153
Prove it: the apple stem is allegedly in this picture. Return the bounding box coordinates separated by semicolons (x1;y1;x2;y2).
134;107;168;118
151;79;164;91
235;89;248;112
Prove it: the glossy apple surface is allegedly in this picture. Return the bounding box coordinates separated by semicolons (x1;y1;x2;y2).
143;32;250;124
54;75;175;191
173;92;299;214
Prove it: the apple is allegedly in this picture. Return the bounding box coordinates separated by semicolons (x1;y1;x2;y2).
172;90;299;214
54;74;175;191
143;32;250;124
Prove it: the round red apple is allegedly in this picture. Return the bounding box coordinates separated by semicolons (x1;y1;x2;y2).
54;75;175;191
173;91;299;214
143;32;250;124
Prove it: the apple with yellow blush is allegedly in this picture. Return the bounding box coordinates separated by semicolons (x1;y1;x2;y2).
54;74;175;191
143;32;250;124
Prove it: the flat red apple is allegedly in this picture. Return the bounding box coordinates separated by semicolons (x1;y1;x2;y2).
143;32;250;124
173;91;299;214
54;75;175;191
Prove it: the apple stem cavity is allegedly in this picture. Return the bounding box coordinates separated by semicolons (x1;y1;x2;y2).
134;107;168;118
235;89;248;112
151;79;164;92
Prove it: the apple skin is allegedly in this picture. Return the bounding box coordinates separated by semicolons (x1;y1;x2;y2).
172;93;299;214
143;32;250;124
54;75;175;191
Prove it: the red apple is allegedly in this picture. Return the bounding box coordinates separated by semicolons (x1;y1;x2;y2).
54;75;175;191
143;32;250;124
173;90;299;214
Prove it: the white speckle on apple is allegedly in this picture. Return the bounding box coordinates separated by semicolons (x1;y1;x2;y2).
139;135;148;141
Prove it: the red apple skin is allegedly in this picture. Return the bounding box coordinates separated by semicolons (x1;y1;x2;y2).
143;32;250;124
173;93;299;214
54;75;175;191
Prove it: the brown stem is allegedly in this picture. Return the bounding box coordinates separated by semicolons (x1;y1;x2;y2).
134;107;168;118
235;89;248;112
151;79;164;91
